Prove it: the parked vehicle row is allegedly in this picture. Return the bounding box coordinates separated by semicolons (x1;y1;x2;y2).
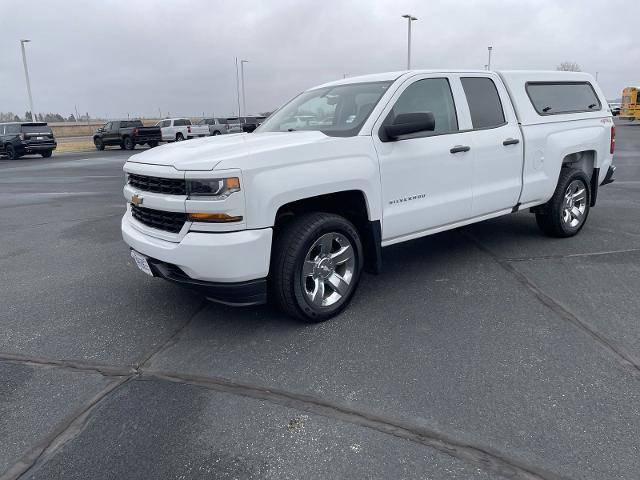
0;115;269;159
90;116;268;152
122;69;616;322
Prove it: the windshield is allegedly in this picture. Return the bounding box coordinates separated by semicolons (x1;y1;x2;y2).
256;81;392;137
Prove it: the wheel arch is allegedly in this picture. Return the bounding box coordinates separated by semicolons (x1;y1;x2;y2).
561;149;598;206
273;190;382;274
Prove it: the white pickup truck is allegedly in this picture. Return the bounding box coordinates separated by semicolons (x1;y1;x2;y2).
156;118;210;142
122;70;616;322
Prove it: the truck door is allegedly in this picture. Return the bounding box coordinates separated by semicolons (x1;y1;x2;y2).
373;75;475;243
460;76;523;216
105;122;119;145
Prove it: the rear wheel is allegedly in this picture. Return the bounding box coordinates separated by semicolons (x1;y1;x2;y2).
147;141;158;148
41;150;53;158
271;212;363;322
123;137;135;150
94;138;105;150
176;133;184;142
535;168;590;237
6;145;19;160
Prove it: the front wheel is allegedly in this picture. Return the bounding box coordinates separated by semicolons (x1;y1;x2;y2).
6;145;19;160
94;138;105;151
271;213;363;322
535;168;590;238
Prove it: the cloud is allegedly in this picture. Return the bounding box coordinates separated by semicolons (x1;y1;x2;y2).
0;0;634;119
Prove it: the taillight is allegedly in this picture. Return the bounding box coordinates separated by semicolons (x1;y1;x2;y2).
610;125;616;154
132;127;139;136
188;126;191;134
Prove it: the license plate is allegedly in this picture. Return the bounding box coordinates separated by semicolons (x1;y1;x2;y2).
36;136;44;140
130;250;153;276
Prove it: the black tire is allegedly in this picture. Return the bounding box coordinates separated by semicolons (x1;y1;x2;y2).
213;130;221;136
123;136;135;150
270;212;363;322
535;168;590;238
41;150;53;158
176;133;184;142
147;141;158;148
94;137;105;151
6;145;19;160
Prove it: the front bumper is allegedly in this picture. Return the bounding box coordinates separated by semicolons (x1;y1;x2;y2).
122;214;272;284
147;256;267;305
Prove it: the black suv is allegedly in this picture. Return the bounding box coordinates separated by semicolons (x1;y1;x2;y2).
0;122;57;159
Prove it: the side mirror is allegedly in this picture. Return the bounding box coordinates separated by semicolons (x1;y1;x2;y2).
381;112;436;142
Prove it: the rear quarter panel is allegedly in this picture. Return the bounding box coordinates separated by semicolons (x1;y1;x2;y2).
518;118;613;204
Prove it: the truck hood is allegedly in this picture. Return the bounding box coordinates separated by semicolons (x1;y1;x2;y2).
127;131;331;171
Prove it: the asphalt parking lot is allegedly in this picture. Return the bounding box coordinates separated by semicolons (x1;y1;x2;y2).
1;122;639;480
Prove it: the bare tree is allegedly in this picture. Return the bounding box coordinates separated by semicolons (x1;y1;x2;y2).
556;61;581;72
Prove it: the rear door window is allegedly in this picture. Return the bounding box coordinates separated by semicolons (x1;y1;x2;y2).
461;77;506;129
526;82;601;115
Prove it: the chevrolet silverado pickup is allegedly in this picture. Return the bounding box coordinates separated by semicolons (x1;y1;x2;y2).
121;70;616;322
156;118;209;142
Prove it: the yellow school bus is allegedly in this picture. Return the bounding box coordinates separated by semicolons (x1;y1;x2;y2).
620;87;640;120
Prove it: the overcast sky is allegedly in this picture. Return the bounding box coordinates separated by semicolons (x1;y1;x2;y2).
0;0;636;119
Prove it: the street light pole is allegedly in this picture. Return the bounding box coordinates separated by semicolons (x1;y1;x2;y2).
235;57;241;121
401;14;418;70
240;59;249;117
487;46;493;71
20;39;35;121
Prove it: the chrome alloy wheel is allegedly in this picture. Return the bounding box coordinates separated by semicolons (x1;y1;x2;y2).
302;232;355;308
562;179;587;228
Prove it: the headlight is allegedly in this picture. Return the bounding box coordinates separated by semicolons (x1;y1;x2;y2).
187;177;240;199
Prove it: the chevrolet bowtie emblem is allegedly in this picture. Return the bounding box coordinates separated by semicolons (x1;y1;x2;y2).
131;194;143;206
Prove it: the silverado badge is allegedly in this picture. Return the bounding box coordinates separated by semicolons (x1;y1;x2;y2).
131;194;143;206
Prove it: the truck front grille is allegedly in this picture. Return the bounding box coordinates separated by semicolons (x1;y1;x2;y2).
128;173;186;195
131;205;187;233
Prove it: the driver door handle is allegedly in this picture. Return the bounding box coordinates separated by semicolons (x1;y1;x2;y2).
450;145;471;154
503;138;520;146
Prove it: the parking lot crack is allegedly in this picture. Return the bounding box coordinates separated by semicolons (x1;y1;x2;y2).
0;352;134;377
502;247;640;262
462;231;640;378
139;370;570;480
1;377;131;480
134;301;209;372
